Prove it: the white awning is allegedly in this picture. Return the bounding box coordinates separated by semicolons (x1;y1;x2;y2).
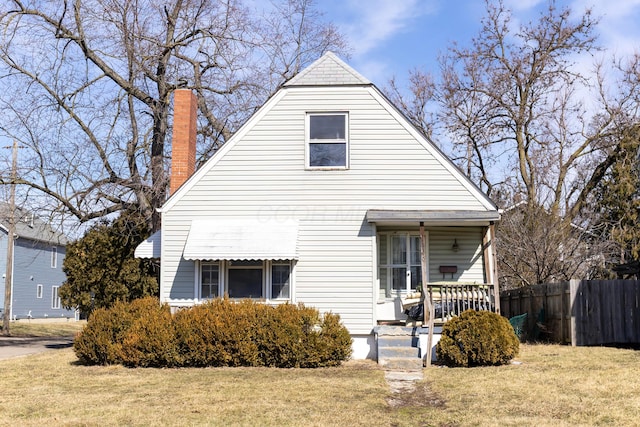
134;230;162;259
183;219;298;261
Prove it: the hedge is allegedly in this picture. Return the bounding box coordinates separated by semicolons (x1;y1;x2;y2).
74;297;352;368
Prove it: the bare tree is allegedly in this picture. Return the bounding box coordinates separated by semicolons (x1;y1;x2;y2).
386;70;436;140
387;0;640;285
0;0;344;232
391;1;640;214
497;202;613;289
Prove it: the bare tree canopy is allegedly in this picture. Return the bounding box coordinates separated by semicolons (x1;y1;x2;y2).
0;0;345;231
387;0;640;285
392;0;640;218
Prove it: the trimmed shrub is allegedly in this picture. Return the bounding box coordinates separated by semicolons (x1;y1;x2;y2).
74;297;175;366
254;303;353;368
436;310;519;367
75;297;352;368
73;302;128;365
173;299;262;367
118;298;177;367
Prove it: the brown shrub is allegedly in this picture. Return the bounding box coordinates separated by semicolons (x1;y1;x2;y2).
75;297;352;368
436;310;519;367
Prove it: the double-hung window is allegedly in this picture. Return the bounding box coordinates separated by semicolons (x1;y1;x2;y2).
201;263;220;299
271;262;291;299
378;233;425;299
52;286;61;309
307;113;348;168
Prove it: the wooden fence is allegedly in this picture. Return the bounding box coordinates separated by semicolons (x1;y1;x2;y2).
500;280;640;346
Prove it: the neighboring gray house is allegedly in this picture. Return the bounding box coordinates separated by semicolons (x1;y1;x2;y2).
137;52;500;359
0;204;75;320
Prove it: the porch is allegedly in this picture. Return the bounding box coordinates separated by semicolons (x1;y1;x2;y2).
375;282;499;367
378;282;500;326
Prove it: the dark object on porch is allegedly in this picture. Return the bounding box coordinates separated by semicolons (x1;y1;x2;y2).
405;303;424;320
439;265;457;279
509;313;528;341
405;300;484;320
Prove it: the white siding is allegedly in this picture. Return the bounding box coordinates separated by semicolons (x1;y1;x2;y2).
428;227;485;283
162;85;495;335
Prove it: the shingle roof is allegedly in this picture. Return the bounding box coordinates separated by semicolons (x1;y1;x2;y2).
0;203;68;245
283;51;371;87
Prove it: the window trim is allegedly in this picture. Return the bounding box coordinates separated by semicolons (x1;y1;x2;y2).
200;262;221;299
306;112;349;170
196;260;293;302
378;232;428;299
52;285;60;309
270;261;292;300
226;260;265;299
36;284;43;299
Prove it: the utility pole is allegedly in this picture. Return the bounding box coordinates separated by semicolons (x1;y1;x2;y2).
2;140;17;335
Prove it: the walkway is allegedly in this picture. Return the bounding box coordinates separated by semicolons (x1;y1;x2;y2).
0;336;74;360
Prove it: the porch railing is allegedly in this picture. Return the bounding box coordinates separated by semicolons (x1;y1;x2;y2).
424;283;497;324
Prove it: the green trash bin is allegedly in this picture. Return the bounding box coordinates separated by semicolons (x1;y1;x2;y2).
509;313;528;341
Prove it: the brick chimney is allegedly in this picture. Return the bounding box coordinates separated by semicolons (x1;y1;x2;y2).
170;89;197;195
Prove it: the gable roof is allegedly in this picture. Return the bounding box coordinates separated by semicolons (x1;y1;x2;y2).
162;52;498;214
0;203;68;245
283;51;370;87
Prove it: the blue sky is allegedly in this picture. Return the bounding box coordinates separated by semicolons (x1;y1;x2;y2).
319;0;640;87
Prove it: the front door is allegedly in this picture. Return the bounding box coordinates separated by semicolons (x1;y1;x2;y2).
376;232;427;321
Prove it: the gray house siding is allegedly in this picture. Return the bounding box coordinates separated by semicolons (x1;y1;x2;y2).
0;232;7;309
11;239;73;319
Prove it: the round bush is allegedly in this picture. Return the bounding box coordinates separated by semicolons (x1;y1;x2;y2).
436;310;519;367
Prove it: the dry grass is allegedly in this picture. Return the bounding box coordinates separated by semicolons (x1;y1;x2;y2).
7;320;85;337
0;343;639;426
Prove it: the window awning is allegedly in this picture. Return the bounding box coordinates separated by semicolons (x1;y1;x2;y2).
366;209;500;227
134;230;161;259
183;219;299;261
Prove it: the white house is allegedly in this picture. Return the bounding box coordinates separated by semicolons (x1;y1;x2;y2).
136;52;500;359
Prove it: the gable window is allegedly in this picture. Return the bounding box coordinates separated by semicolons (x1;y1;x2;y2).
378;233;425;299
51;246;57;268
307;113;348;168
37;284;43;299
52;286;61;309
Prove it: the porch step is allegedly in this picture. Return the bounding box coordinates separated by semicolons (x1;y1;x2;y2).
378;345;420;359
378;356;424;370
375;326;425;370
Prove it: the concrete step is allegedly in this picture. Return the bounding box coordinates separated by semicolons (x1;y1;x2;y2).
379;356;424;370
378;345;420;359
377;335;419;348
375;326;421;336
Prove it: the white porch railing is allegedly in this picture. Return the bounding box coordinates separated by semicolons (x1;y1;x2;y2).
424;283;497;324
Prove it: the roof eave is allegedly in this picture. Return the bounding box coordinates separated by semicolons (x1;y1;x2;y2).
366;209;501;227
